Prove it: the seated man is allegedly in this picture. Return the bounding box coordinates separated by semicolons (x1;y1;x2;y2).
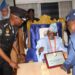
36;23;67;62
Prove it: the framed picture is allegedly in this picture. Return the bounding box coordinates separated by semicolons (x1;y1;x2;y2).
44;51;65;69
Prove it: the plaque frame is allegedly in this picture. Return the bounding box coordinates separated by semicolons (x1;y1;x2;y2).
44;51;65;69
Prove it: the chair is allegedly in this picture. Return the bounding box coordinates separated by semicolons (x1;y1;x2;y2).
30;22;62;49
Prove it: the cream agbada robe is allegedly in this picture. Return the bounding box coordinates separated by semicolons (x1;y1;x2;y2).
36;36;67;62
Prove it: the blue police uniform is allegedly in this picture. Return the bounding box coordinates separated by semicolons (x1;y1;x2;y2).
63;10;75;75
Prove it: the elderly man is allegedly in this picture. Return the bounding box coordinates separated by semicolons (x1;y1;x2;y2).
0;6;25;75
62;10;75;75
36;23;67;62
0;0;10;20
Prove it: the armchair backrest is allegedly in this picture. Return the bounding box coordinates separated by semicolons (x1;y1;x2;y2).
30;22;62;49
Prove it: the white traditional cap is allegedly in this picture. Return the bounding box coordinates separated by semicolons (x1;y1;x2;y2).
49;23;58;33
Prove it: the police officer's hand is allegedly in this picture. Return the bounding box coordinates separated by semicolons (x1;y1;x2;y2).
9;60;19;69
39;47;44;54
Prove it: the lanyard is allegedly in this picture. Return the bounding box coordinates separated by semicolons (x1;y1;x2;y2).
48;36;56;52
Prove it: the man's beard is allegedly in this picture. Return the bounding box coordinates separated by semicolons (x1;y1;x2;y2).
2;13;10;19
49;36;54;40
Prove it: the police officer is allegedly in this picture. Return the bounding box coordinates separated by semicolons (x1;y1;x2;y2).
62;10;75;75
0;6;25;75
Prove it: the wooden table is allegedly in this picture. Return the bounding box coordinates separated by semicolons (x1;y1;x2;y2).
17;62;72;75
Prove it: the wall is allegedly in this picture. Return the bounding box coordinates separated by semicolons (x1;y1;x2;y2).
17;1;72;18
72;0;75;9
17;3;41;18
0;0;14;6
16;0;72;4
58;1;72;18
0;0;72;18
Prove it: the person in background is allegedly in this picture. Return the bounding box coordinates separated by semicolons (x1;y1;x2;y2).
62;10;75;75
26;8;39;48
27;8;39;31
0;6;25;75
0;0;10;20
25;9;39;62
15;8;26;63
36;23;67;62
